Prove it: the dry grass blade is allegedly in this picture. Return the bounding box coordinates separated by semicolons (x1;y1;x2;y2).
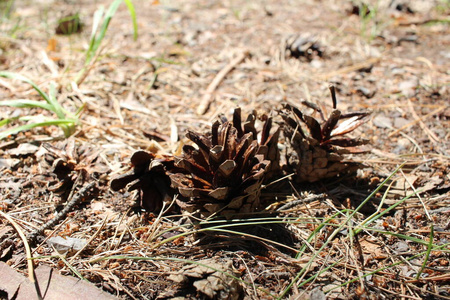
0;211;41;299
388;105;447;137
406;99;440;144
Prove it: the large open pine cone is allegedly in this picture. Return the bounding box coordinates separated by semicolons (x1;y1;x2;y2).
281;86;370;182
169;108;277;219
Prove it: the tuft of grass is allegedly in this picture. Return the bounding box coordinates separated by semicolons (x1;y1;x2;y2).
76;0;138;85
0;0;24;38
278;163;447;298
353;0;389;43
85;0;137;65
0;71;82;139
0;1;138;139
0;0;14;19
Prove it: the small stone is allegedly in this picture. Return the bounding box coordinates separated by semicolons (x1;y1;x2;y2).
0;158;20;169
398;80;418;97
394;117;409;128
47;237;87;255
373;114;392;128
356;86;375;98
7;143;39;156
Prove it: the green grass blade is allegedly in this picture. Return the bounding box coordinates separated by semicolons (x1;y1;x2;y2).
297;258;342;289
0;71;51;103
122;0;138;40
296;210;350;258
74;102;86;117
97;0;122;41
279;164;406;299
0;117;19;127
85;0;137;64
52;246;87;281
0;99;54;111
47;82;68;119
353;188;421;236
278;220;346;299
351;163;406;218
86;6;105;64
416;224;434;279
85;0;121;64
325;242;450;294
0;119;77;140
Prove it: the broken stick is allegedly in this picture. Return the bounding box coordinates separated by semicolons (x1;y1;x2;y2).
197;50;250;115
28;182;97;246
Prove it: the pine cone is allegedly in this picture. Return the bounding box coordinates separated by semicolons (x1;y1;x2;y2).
169;108;274;219
167;259;243;299
42;138;108;199
285;33;324;61
110;151;176;212
281;85;370;182
225;108;281;181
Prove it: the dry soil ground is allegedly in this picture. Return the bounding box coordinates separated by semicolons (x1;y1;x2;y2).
0;0;449;299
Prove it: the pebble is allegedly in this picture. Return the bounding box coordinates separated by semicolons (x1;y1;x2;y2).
398;80;418;97
373;114;392;128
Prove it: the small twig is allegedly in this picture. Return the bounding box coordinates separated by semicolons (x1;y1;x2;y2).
398;18;449;26
316;57;381;80
69;216;109;264
31;218;70;255
276;193;327;211
28;182;97;245
197;50;250;115
400;168;430;220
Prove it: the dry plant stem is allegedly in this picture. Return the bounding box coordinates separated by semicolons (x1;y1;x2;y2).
0;211;36;283
197;50;250;115
347;226;366;292
234;252;258;298
69;216;109;264
388;105;446;137
31;218;70;255
316;57;381;80
407;99;439;144
399;168;431;220
109;208;130;251
28;182;97;245
146;197;178;242
75;48;103;86
328;84;337;109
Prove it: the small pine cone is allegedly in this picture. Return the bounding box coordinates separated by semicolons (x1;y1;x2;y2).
167;259;243;299
281;86;370;182
110;151;176;212
169;108;273;219
42;138;108;198
285;33;324;61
